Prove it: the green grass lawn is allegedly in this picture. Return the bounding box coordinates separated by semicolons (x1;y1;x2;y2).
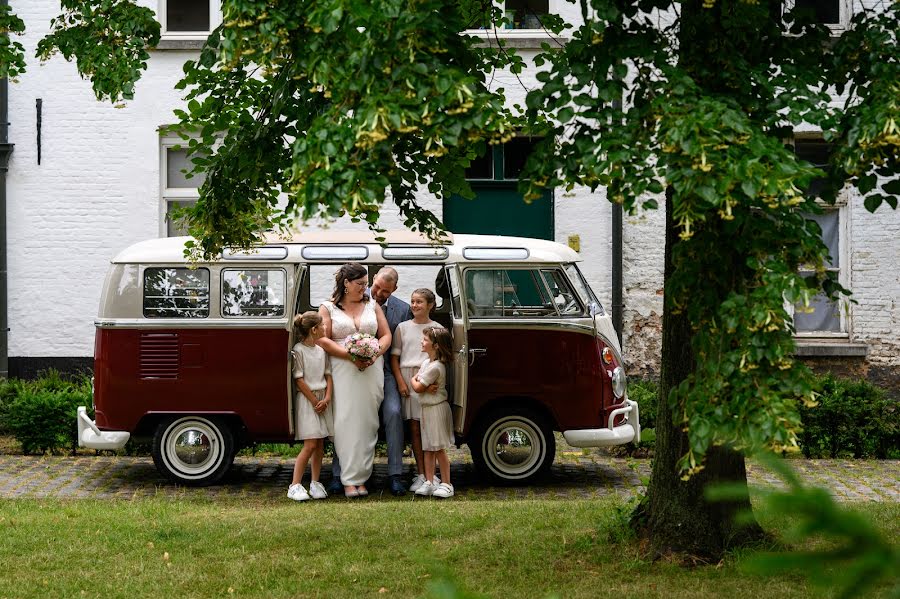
0;496;896;598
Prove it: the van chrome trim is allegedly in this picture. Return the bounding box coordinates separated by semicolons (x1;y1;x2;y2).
77;406;130;450
562;399;640;447
95;318;288;329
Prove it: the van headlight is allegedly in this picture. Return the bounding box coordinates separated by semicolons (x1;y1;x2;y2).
612;367;627;399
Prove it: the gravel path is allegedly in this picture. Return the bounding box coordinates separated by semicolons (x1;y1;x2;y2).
0;445;897;501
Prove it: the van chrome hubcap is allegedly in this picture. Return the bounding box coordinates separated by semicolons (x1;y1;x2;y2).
174;429;212;465
492;427;535;467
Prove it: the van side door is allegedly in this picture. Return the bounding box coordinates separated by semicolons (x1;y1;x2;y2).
443;265;469;434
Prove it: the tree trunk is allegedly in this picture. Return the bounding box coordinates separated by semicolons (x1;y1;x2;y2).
631;190;765;561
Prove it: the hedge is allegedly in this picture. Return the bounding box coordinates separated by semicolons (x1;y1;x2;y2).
0;370;93;455
626;374;898;459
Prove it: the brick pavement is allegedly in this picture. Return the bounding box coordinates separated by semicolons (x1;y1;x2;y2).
0;445;897;501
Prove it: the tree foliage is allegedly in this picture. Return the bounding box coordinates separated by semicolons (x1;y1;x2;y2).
1;0;898;556
519;0;899;474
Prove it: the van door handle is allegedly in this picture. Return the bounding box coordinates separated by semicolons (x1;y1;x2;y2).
468;347;487;366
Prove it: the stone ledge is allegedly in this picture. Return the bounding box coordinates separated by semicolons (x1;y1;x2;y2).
154;39;205;51
794;341;869;357
468;33;569;49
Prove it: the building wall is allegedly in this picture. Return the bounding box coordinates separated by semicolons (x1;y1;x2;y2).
5;1;898;393
7;1;192;367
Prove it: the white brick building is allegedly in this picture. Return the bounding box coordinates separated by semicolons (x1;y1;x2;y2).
2;1;897;393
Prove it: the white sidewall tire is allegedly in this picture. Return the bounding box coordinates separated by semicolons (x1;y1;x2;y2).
152;416;234;486
472;408;555;484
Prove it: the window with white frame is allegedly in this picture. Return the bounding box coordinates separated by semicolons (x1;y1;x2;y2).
784;0;850;33
792;136;849;336
462;0;550;31
159;0;221;39
161;134;206;237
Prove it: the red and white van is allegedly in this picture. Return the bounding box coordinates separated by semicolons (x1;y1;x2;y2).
78;230;639;485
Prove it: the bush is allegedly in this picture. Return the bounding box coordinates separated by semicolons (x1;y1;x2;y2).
628;378;658;432
798;374;899;459
0;378;26;434
620;374;899;460
0;370;92;455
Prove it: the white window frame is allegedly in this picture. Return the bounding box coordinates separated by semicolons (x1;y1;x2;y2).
788;134;852;339
784;0;851;34
158;0;222;41
160;132;202;237
463;0;556;37
791;200;851;339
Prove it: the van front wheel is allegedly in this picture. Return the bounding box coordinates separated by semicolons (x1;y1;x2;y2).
470;407;555;485
152;416;235;486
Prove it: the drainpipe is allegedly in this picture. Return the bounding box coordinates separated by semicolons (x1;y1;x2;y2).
0;75;12;379
612;200;623;348
611;94;624;348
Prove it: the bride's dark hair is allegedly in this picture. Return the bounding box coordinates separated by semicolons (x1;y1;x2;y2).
332;262;369;309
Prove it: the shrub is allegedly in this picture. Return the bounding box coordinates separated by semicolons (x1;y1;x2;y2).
0;370;93;455
0;378;26;434
628;378;658;432
798;374;899;459
620;374;898;460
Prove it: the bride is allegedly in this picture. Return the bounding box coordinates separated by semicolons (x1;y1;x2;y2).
318;263;391;497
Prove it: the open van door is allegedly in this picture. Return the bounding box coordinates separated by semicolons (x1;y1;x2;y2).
444;265;468;434
288;264;307;439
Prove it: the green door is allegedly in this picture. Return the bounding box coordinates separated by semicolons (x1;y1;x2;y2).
443;139;554;240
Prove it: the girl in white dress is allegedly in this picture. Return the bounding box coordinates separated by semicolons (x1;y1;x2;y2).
390;288;439;492
288;311;334;502
318;263;391;498
411;326;455;499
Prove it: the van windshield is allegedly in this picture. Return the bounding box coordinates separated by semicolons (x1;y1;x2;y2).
564;264;605;316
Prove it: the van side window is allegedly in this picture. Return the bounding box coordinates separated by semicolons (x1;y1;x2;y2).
539;269;583;315
463;269;556;318
222;269;286;317
143;267;210;318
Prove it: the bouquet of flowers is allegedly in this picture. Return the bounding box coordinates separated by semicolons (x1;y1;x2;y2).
345;332;380;364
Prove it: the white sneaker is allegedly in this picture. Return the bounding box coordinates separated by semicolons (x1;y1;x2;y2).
308;481;328;500
409;474;427;492
287;483;310;501
433;483;455;499
410;474;439;492
414;480;435;496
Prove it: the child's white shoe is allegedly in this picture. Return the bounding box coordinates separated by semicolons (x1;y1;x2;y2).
414;479;436;496
433;482;455;498
409;474;426;492
287;483;310;501
308;481;328;500
410;474;438;492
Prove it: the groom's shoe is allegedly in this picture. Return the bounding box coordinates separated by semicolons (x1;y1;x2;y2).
388;475;406;496
326;478;344;496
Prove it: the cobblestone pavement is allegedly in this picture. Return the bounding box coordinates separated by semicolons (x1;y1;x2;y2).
0;444;897;501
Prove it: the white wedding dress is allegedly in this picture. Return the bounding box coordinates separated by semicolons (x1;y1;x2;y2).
323;300;384;486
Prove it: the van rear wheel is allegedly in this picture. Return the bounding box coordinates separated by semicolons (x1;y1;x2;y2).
152;416;235;486
470;407;555;485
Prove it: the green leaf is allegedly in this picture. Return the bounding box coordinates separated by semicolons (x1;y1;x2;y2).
863;195;883;212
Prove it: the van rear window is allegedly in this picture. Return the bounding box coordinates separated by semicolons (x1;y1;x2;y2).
143;267;210;318
222;269;286;317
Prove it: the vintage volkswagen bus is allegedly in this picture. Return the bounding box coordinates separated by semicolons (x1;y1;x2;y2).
78;231;638;486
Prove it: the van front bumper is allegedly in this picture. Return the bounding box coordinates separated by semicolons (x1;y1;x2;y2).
562;399;640;447
77;406;130;450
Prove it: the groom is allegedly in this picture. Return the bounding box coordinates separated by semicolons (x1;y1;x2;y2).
328;266;412;496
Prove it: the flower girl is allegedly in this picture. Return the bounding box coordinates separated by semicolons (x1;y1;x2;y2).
390;288;440;492
411;326;455;498
288;312;334;501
